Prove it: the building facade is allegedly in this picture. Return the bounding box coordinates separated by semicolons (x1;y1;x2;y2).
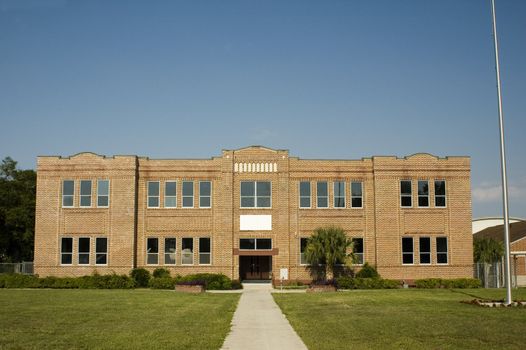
34;146;473;282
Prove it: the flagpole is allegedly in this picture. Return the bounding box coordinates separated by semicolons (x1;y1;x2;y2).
490;0;512;305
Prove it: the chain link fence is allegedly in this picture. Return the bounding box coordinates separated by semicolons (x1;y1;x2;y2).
0;262;34;275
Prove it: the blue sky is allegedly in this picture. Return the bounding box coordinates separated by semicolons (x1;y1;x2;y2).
1;0;525;218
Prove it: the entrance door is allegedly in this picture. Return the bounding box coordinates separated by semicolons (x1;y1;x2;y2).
240;256;271;280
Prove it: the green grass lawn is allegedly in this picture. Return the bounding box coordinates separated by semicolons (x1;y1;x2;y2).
0;289;240;350
273;288;526;350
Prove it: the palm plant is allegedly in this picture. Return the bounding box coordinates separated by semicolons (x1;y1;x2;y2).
473;238;504;288
305;227;354;281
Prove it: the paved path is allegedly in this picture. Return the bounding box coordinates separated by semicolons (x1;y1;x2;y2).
221;283;308;350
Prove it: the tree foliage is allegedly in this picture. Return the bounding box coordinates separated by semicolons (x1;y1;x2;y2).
305;226;354;280
473;238;504;264
0;157;36;262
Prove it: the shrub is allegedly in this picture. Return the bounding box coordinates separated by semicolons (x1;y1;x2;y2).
152;268;171;278
355;263;380;278
0;274;40;288
336;277;399;290
177;273;238;290
130;268;151;288
231;280;243;290
414;278;443;289
149;277;176;289
415;278;481;289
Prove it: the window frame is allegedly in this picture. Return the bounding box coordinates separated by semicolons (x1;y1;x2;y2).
400;180;413;208
418;180;430;208
316;181;329;209
299;181;311;209
239;238;273;251
198;237;211;265
60;237;73;265
199;181;212;209
62;180;75;208
182;181;194;208
181;237;194;265
351;181;363;209
352;237;364;265
146;237;159;265
97;180;110;208
402;237;414;265
147;181;160;209
164;181;177;208
435;180;447;208
95;237;108;265
419;237;431;265
80;180;92;208
240;181;272;209
78;237;91;265
436;237;448;265
164;237;176;265
333;181;346;208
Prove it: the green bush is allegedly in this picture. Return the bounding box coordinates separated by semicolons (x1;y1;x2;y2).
152;268;171;278
130;268;151;288
0;274;40;288
415;278;481;289
1;273;134;289
149;277;176;289
355;262;380;278
336;276;399;290
178;273;237;290
231;280;243;290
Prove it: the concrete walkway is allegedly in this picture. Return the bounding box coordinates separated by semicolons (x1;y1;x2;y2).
221;283;308;350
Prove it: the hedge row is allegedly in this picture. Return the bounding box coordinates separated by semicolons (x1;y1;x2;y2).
414;278;481;289
0;273;134;289
336;277;400;290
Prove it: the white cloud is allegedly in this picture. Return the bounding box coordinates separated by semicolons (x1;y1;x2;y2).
473;179;526;203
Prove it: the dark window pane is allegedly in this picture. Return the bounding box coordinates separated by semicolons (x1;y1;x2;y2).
418;181;429;195
148;197;159;208
241;197;255;208
241;182;255;196
240;239;255;250
317;197;328;208
182;238;193;251
165;238;176;252
435;181;445;195
300;238;308;252
256;239;272;250
402;238;413;253
317;182;328;196
61;253;72;265
199;254;211;265
80;181;92;196
200;197;211;207
300;182;310;196
352;198;362;208
98;196;109;207
165;182;176;196
96;254;107;265
401;196;412;207
199;238;210;253
63;180;74;195
420;254;430;264
257;197;271;208
79;238;90;253
148;182;159;196
147;238;158;253
351;182;362;197
403;254;413;264
61;238;73;253
98;180;109;196
418;196;429;207
300;197;310;208
200;181;211;196
257;182;271;196
401;181;412;194
335;197;345;208
183;196;193;207
147;254;158;265
352;238;364;254
419;237;430;252
334;182;345;196
437;237;447;252
436;196;446;207
183;181;193;195
96;238;107;253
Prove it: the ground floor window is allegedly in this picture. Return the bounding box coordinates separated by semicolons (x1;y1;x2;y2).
60;237;73;265
147;238;159;265
95;237;108;265
436;237;448;264
165;238;176;265
419;237;431;264
352;238;364;264
402;237;414;264
300;238;308;265
199;238;211;265
78;237;90;265
182;238;194;265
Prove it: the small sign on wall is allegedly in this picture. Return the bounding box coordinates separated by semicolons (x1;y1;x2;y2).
240;215;272;231
280;268;288;280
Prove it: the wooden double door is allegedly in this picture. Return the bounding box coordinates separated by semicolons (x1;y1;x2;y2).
239;256;272;280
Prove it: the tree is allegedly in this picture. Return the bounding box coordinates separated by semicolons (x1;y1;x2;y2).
473;238;504;288
305;227;354;280
0;157;36;262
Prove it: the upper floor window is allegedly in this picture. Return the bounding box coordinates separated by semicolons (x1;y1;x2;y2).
62;180;74;207
80;180;92;207
300;238;308;265
436;237;448;264
199;181;212;208
199;237;211;265
352;238;364;264
418;180;429;207
299;182;311;208
402;237;414;264
240;181;271;208
147;181;160;208
60;237;73;265
351;182;363;208
419;237;431;264
316;181;328;208
334;181;346;208
435;180;446;207
400;180;412;207
97;180;110;207
165;181;177;208
182;181;194;208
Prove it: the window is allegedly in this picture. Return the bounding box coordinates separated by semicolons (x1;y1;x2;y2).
182;238;194;264
334;181;346;208
418;180;429;207
95;237;108;265
147;238;159;265
62;180;74;207
240;181;271;208
299;182;311;208
164;181;177;208
419;237;431;264
400;180;412;207
164;238;176;265
239;238;272;250
97;180;110;207
317;181;328;208
435;180;446;207
199;181;212;208
402;237;414;264
60;237;73;265
300;238;308;265
351;182;363;208
352;238;364;265
436;237;448;264
182;181;194;208
78;237;90;264
199;238;211;265
147;181;160;208
80;180;92;207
